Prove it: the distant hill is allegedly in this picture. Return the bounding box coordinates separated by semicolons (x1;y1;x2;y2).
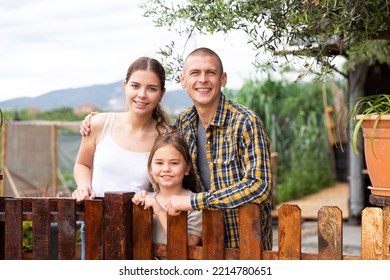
0;81;193;115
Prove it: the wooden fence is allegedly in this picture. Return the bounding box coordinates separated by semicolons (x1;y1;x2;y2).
0;192;389;260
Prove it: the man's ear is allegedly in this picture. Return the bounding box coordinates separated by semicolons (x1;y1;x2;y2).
221;72;227;88
179;73;186;89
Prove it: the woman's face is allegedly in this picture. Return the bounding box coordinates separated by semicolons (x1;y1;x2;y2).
123;70;165;115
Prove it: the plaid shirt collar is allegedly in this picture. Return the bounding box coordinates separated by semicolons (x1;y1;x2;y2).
186;92;229;128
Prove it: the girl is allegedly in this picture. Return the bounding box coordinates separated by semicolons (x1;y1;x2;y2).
132;131;202;246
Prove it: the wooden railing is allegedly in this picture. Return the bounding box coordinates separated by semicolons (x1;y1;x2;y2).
1;192;389;260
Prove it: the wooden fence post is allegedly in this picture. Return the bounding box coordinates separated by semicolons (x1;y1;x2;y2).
239;204;261;259
4;198;23;259
278;204;301;260
133;204;153;260
32;198;51;260
167;212;188;260
318;206;343;260
362;207;383;260
384;206;390;260
57;198;76;260
0;197;4;259
85;198;104;260
103;192;133;260
202;210;225;259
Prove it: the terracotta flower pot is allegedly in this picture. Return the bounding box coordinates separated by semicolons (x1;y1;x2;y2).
360;114;390;196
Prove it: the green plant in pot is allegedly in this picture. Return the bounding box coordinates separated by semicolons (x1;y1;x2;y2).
338;94;390;197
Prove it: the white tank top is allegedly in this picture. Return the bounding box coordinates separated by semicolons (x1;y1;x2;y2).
92;113;152;197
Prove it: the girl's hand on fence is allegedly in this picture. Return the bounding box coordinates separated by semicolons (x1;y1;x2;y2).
132;190;149;205
145;196;164;216
72;184;95;203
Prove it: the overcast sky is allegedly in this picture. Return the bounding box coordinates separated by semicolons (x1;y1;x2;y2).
0;0;261;102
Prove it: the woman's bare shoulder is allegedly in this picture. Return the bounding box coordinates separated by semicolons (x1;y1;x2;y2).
89;112;111;134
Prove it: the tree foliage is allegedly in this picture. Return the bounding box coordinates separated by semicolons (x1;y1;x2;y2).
141;0;390;81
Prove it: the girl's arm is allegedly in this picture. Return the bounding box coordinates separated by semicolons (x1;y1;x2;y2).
188;234;201;246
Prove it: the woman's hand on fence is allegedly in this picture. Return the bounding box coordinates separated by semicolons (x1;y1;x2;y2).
80;111;98;136
72;184;95;203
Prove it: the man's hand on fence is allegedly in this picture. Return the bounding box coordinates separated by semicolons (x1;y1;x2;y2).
165;195;192;216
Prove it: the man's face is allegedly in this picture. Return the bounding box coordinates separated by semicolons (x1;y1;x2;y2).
180;54;227;108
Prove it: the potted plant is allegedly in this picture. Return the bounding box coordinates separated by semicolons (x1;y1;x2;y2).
338;94;390;197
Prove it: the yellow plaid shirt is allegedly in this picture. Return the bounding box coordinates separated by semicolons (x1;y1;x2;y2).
175;94;273;249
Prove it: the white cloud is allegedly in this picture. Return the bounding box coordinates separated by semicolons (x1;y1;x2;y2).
0;0;259;102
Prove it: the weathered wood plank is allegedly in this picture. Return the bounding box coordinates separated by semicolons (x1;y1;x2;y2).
0;196;6;259
5;198;23;259
278;204;301;260
133;204;153;260
103;192;133;260
384;206;390;260
4;195;390;261
32;198;51;260
85;199;104;260
318;206;343;260
239;204;261;259
167;212;188;260
57;198;76;260
362;207;383;260
202;210;225;259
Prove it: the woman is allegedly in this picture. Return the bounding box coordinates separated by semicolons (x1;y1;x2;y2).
72;56;170;259
73;56;170;201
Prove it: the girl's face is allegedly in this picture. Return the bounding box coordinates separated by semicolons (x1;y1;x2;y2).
123;70;165;115
150;144;190;190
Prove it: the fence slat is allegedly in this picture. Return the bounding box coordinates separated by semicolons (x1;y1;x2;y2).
32;198;51;260
57;198;76;260
4;194;390;260
318;206;343;260
202;210;225;259
133;204;153;260
103;192;133;260
384;206;390;260
85;199;104;260
167;212;188;260
239;204;261;259
278;204;301;260
5;198;23;259
0;198;3;259
362;207;383;260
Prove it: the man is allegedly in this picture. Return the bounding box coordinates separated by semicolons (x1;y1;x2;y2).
165;48;272;249
80;47;272;249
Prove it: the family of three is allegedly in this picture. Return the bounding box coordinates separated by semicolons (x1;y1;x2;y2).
72;47;273;259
